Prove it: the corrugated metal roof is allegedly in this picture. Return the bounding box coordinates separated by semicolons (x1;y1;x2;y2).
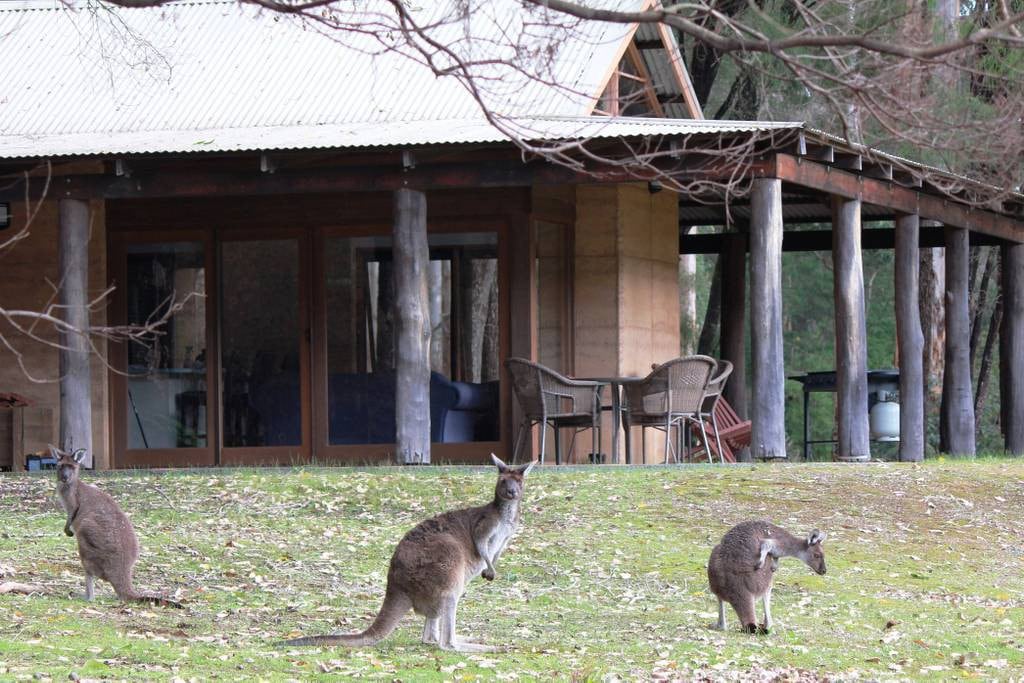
0;116;805;158
0;0;647;158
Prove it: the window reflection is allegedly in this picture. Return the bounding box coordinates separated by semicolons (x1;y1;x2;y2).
325;233;500;444
125;243;206;449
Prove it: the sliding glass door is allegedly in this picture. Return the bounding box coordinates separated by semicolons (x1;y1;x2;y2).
112;233;216;467
219;231;310;464
111;222;503;467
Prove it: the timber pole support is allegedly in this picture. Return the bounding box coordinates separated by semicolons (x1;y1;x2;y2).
831;195;870;462
393;188;431;464
1000;242;1024;455
749;178;787;460
894;213;925;461
58;199;94;467
940;226;976;456
720;232;749;461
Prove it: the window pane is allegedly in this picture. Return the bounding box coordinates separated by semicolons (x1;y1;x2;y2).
125;242;206;449
221;239;301;447
324;232;499;444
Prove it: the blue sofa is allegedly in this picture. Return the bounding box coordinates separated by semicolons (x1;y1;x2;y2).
249;371;498;446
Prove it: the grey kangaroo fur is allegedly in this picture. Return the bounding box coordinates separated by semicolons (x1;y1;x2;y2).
282;454;536;652
708;520;826;633
52;445;182;609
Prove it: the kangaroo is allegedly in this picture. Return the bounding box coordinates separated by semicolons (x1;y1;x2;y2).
282;454;536;652
707;520;825;633
51;445;182;609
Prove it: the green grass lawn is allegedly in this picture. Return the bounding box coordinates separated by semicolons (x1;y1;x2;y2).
1;460;1022;681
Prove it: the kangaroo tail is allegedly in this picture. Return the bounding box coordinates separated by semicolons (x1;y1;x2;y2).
280;588;411;647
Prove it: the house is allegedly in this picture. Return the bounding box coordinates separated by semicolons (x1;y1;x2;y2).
1;0;1022;469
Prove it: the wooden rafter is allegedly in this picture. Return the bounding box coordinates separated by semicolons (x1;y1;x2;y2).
650;0;703;119
625;42;665;117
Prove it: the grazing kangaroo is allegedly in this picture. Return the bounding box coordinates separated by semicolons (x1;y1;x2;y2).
282;454;536;652
51;445;182;608
707;520;825;633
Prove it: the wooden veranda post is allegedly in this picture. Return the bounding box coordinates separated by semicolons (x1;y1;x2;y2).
393;188;431;464
720;233;748;460
894;213;925;461
58;199;93;466
1000;242;1024;455
940;226;976;456
749;178;786;460
831;196;870;462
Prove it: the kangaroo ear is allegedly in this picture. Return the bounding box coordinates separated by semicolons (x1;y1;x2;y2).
490;453;509;472
48;443;63;459
516;460;537;477
72;448;88;464
807;529;825;546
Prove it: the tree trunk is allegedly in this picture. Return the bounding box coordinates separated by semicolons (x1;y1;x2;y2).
1000;243;1024;454
696;255;722;357
481;262;499;382
975;293;1001;429
679;252;698;354
428;261;445;375
393;188;431;464
895;213;924;461
58;199;93;468
969;247;996;367
720;233;749;461
831;196;870;462
459;258;495;381
940;227;975;456
375;261;396;372
920;247;945;401
749;179;786;460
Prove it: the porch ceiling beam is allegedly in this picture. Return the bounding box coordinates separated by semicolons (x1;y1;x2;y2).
770;154;1024;242
0;160;648;201
679;227;1007;254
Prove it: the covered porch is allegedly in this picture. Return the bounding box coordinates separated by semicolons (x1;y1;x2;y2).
2;125;1023;468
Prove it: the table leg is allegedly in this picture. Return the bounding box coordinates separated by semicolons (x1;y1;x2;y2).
803;390;810;461
611;383;620;464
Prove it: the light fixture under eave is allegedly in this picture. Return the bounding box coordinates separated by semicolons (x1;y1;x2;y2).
0;202;11;230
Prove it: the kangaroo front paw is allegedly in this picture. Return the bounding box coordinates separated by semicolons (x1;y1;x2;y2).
743;623;758;634
482;568;495;581
64;526;74;537
757;623;771;635
753;560;764;570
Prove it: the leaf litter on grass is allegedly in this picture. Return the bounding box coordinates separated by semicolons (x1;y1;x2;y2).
1;461;1023;680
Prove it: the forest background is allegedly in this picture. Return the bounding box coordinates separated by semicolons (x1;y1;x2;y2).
672;0;1016;458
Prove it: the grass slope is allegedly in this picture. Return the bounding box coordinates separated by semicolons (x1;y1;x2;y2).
1;461;1022;681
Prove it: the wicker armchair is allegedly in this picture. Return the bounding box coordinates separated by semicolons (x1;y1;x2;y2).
623;355;717;463
505;358;604;465
696;360;734;463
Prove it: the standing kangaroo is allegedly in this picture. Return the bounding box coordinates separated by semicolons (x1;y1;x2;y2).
282;454;536;652
708;520;825;633
52;445;182;608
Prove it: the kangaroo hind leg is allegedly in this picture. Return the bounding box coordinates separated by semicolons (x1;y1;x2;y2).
437;596;497;653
